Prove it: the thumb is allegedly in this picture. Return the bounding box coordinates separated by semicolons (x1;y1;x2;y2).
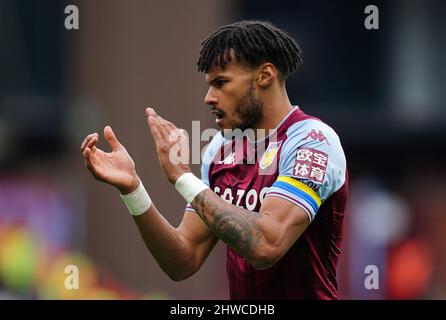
104;126;120;151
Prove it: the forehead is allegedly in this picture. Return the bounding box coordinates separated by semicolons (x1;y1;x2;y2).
205;59;253;83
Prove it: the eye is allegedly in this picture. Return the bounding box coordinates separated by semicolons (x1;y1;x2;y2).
214;79;228;88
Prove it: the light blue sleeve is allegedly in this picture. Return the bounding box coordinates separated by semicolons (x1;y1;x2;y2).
266;119;347;221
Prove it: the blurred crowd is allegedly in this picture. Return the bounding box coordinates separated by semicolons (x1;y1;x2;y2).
0;177;169;300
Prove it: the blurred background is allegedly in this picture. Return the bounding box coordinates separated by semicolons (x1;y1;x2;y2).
0;0;445;299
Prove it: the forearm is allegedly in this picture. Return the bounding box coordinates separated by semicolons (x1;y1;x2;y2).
191;189;271;268
132;204;195;281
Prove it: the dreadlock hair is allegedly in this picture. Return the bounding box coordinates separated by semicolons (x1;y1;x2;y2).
197;20;303;81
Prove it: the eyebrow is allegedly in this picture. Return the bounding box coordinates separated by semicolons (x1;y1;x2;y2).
206;75;226;86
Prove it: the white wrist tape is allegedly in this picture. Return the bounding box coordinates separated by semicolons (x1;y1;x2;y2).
175;173;209;204
120;182;152;216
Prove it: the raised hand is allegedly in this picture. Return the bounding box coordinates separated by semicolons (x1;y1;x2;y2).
145;107;191;184
81;126;140;194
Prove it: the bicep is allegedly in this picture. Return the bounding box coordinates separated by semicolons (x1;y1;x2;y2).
258;195;310;259
177;210;219;271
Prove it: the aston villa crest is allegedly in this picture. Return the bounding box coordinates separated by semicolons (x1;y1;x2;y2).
259;141;283;170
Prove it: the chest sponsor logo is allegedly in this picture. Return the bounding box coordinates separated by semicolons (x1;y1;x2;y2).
259;141;282;170
293;147;328;184
214;186;270;211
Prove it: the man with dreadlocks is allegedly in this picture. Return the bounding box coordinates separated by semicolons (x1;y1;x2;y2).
81;21;348;299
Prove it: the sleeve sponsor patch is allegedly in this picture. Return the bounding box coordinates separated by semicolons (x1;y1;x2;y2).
293;147;328;184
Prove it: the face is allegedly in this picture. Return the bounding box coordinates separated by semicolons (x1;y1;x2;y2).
204;60;264;132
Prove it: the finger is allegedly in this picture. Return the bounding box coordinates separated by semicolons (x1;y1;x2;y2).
83;142;106;161
151;111;178;140
83;147;100;178
81;133;98;151
145;107;158;118
86;135;98;150
145;107;176;146
167;128;184;145
104;126;120;151
147;114;165;146
145;107;162;133
164;119;176;131
83;147;93;169
146;107;172;130
154;116;171;141
178;128;188;141
162;120;182;146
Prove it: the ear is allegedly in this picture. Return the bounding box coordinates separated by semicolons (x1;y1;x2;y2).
257;63;277;88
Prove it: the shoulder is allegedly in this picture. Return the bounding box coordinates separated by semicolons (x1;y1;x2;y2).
281;118;345;167
284;118;342;148
278;117;347;202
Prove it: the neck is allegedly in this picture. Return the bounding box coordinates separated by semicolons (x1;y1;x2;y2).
255;86;293;135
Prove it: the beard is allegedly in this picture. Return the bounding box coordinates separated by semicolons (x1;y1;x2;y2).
232;81;263;131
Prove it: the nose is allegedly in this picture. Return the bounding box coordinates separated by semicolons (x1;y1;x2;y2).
204;87;218;106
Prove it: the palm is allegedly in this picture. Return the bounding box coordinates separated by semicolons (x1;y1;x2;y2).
82;126;138;193
89;146;135;189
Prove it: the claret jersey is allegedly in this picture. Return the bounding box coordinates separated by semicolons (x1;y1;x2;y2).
186;106;348;299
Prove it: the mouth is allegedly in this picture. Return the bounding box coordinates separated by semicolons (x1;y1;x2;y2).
210;107;225;125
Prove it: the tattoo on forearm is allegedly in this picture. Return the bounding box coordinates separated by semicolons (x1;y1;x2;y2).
192;190;262;258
